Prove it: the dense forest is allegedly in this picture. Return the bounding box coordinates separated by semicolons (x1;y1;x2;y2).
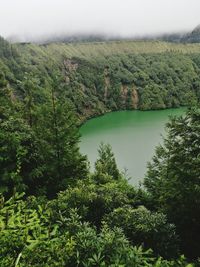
1;36;200;266
1;37;200;121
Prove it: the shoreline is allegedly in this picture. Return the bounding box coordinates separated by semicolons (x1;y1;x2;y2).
78;105;187;128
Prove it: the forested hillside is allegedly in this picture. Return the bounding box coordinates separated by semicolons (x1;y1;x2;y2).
1;37;200;266
1;37;200;121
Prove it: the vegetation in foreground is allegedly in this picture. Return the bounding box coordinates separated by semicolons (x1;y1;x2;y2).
1;80;200;265
1;36;200;266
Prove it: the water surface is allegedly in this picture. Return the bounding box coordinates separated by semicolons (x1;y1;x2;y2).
80;109;185;184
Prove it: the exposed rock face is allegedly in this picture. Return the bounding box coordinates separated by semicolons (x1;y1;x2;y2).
121;84;128;103
104;67;110;101
63;59;79;84
64;59;78;72
132;87;139;109
120;84;138;109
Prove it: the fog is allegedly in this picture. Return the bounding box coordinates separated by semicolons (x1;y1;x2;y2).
0;0;199;42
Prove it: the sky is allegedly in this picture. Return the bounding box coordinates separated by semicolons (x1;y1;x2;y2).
0;0;200;41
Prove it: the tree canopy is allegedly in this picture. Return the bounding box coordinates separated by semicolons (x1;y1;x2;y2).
144;108;200;259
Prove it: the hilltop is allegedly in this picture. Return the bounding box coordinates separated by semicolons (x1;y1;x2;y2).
16;39;200;59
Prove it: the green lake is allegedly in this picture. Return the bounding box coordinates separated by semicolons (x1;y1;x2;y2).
80;108;185;184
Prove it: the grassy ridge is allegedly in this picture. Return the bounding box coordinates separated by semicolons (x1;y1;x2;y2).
16;40;200;61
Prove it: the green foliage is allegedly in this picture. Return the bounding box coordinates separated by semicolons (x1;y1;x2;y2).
139;84;167;110
33;98;88;197
0;193;52;266
0;114;39;195
0;193;192;267
0;70;7;87
50;179;134;228
103;205;179;258
0;36;13;59
94;143;121;182
1;37;200;122
144;108;200;259
0;89;88;198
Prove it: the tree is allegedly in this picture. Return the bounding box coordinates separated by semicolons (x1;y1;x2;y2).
34;97;88;197
144;108;200;259
0;88;39;196
103;205;179;259
0;87;88;197
0;105;43;197
94;143;121;182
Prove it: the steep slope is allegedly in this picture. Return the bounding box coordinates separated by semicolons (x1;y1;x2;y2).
1;38;200;122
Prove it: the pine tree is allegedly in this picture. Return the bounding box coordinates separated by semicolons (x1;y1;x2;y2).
94;143;121;182
34;95;88;197
144;108;200;259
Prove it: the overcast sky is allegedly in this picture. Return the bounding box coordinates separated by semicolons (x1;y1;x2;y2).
0;0;199;41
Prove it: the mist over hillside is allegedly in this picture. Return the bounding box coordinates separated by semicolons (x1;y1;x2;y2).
182;24;200;43
6;25;199;45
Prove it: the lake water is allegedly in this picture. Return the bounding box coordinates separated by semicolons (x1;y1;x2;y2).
80;108;185;185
